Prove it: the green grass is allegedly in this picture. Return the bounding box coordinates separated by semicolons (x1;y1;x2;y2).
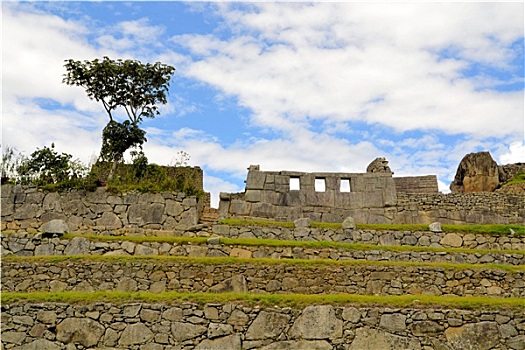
504;172;525;186
218;218;525;235
2;291;523;310
4;254;523;272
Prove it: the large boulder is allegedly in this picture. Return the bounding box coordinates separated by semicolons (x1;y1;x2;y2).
450;151;499;193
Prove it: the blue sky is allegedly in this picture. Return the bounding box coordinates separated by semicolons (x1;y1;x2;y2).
3;1;524;207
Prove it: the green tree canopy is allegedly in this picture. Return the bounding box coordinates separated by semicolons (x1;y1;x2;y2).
63;57;175;174
63;57;175;124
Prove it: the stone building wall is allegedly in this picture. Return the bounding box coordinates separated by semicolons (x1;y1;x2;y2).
1;185;202;232
2;233;524;265
219;167;524;224
219;166;398;223
2;302;524;349
393;175;438;193
3;257;523;297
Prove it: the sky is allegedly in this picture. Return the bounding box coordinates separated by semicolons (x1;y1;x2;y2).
2;1;524;207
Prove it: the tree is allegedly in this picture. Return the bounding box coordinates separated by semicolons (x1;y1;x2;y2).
63;57;175;176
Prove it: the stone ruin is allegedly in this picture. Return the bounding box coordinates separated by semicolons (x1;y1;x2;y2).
219;159;439;223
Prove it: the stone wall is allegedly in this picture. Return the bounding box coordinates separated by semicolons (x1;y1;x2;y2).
2;302;524;349
393;175;438;193
1;185;203;232
211;226;525;250
3;258;523;297
219;166;398;223
2;233;524;265
395;192;525;225
218;167;524;224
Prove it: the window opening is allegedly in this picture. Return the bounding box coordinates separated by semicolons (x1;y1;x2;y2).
290;177;300;190
315;178;326;192
340;178;351;192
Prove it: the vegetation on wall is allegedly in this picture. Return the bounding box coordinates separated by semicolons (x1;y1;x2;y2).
1;144;202;197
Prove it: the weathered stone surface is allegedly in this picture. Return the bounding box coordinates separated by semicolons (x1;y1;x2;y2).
246;311;291;340
440;233;463;247
507;335;525;350
63;236;91;255
40;219;68;234
445;322;500;350
56;318;104;347
2;331;26;344
410;321;444;336
117;277;138;292
165;200;184;217
195;334;241;350
171;321;207;341
95;212;122;229
208;322;233;339
429;222;442;233
261;340;332;350
13;339;60;350
209;275;247;293
348;327;421;350
294;218;311;228
119;323;154;345
450;151;499;193
290;305;342;340
379;314;406;332
342;216;356;229
342;307;361;323
43;192;62;211
230;247;252;259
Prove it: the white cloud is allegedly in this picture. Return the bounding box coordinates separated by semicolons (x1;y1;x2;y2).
177;2;524;138
499;142;525;164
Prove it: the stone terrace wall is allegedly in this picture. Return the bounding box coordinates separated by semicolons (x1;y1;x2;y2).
1;185;202;232
395;192;525;225
2;302;524;349
2;233;524;265
210;226;525;250
4;258;523;297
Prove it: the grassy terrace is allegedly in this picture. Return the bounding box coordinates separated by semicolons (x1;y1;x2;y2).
2;291;524;310
219;219;525;236
4;255;524;272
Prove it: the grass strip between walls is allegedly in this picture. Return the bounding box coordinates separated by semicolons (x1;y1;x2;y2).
2;291;524;310
4;255;524;272
218;219;525;236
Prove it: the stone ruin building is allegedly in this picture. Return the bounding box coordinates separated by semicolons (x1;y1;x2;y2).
219;159;439;224
219;155;524;225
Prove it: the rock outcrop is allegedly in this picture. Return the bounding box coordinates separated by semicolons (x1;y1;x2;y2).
366;157;393;174
450;152;499;193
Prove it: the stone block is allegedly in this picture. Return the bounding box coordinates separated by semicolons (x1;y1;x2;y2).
245;190;261;202
195;334;241;350
230;200;251;216
246;171;266;190
348;327;421;350
56;318;105;347
40;219;68;234
245;311;290;340
440;233;463;247
290;305;342;340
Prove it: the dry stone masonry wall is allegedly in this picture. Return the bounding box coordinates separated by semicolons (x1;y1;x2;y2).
3;258;523;297
2;302;524;350
211;225;525;250
1;185;202;232
2;233;524;265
